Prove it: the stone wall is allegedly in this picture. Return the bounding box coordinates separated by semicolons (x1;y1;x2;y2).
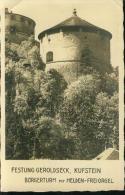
40;29;111;82
46;61;80;83
5;12;35;43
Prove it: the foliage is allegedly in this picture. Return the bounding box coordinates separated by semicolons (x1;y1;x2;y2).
93;92;119;149
6;36;119;160
100;71;118;95
36;69;67;117
5;37;67;159
33;117;64;159
59;73;119;159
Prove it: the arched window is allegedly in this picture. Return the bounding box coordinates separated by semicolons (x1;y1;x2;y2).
46;51;53;62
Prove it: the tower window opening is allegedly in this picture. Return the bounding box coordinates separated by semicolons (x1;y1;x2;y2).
29;21;32;25
21;17;24;22
46;51;53;62
48;38;51;42
10;26;16;33
11;15;15;20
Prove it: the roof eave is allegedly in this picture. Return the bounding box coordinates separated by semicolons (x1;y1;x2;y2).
38;26;112;40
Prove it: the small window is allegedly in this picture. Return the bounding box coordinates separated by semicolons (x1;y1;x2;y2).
10;26;16;33
46;51;53;62
21;17;25;22
29;21;33;25
82;53;85;58
25;20;29;25
48;38;51;42
11;15;15;20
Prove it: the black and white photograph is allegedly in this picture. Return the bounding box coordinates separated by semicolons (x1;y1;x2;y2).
4;0;120;160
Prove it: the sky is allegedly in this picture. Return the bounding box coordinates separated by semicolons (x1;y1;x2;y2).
3;0;123;67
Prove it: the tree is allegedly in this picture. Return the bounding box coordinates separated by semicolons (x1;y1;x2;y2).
33;117;66;159
18;36;45;70
59;74;102;159
35;69;67;118
5;37;68;159
5;37;44;159
59;74;100;126
100;71;118;96
93;92;119;150
5;35;119;160
59;73;119;159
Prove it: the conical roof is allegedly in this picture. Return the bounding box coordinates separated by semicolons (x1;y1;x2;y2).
38;9;112;39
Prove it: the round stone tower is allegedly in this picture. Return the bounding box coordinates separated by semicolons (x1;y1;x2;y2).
38;9;112;83
5;8;36;44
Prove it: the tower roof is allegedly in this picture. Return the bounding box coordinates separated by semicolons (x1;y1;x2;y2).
38;9;112;39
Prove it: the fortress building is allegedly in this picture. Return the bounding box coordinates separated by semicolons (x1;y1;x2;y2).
5;8;36;44
38;9;112;83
